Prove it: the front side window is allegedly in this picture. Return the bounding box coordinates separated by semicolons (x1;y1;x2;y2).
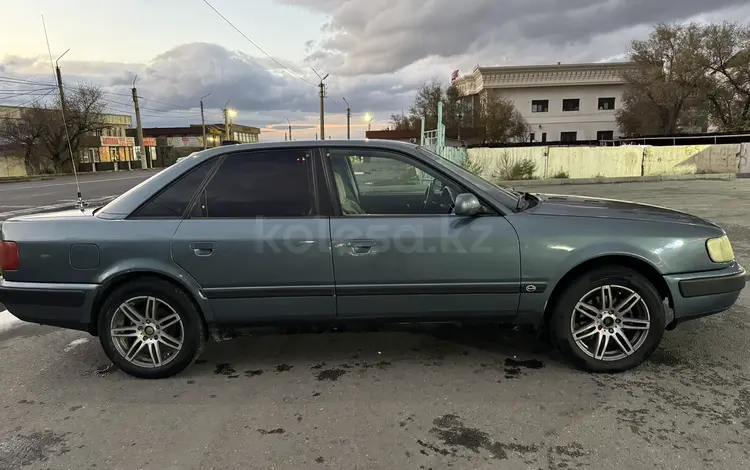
197;149;313;218
131;160;215;218
327;149;462;216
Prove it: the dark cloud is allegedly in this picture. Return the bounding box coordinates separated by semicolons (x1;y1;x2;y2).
282;0;750;75
1;43;412;131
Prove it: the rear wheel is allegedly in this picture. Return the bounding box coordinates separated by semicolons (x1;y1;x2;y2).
551;266;665;372
98;279;205;379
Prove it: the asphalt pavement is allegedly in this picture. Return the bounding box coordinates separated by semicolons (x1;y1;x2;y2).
1;179;749;469
0;170;159;218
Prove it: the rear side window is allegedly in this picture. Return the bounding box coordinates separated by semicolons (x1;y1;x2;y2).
197;149;314;218
131;161;215;218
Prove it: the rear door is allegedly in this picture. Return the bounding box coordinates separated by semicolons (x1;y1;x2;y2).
171;148;335;325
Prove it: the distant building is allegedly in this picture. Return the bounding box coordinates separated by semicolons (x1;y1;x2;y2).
0;105;135;172
453;62;635;143
132;123;261;163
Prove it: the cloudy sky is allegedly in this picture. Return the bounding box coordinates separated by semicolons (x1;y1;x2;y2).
2;0;749;140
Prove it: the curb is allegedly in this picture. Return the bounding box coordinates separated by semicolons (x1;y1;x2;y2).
496;173;737;187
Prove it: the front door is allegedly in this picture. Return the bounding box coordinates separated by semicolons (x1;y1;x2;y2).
324;147;521;321
171;148;335;325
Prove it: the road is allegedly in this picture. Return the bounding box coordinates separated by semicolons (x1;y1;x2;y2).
1;179;749;469
0;170;159;217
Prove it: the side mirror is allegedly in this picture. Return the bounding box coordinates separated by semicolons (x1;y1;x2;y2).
454;193;482;216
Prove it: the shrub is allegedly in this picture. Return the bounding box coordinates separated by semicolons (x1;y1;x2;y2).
552;170;569;179
459;154;485;176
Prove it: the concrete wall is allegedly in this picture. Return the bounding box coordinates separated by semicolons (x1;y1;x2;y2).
467;143;746;181
0;156;27;178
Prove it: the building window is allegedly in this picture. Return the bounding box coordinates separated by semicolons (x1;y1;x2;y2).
560;132;577;142
531;100;549;113
541;132;547;143
562;99;580;112
529;133;535;142
597;130;614;141
598;98;616;110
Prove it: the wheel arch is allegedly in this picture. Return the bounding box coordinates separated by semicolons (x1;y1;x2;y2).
89;270;211;337
542;254;673;330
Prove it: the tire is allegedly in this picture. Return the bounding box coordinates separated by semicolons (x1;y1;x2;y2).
97;278;206;379
550;265;665;373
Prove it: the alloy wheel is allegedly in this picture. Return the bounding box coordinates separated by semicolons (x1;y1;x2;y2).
569;285;651;362
109;296;185;369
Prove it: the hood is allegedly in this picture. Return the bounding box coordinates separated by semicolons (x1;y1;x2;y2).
529;193;718;227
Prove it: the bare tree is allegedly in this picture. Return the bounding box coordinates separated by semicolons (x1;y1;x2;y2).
387;113;414;130
478;92;529;144
699;22;750;131
0;102;48;174
617;23;707;136
40;82;106;173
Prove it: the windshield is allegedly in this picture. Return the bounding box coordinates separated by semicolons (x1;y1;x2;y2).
417;146;520;208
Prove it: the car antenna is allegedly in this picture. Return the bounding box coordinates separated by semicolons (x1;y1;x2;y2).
42;14;85;212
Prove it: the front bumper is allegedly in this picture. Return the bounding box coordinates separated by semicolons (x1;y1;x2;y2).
664;262;746;326
0;279;99;333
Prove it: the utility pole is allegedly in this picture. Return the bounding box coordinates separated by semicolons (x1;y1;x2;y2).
200;93;211;149
131;75;145;170
55;49;69;118
222;100;238;141
343;98;351;140
54;49;74;168
312;69;329;140
286;118;292;141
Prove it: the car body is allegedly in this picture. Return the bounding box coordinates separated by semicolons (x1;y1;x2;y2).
0;140;745;378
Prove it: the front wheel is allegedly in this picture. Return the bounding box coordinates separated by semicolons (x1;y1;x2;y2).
98;279;206;379
551;266;666;372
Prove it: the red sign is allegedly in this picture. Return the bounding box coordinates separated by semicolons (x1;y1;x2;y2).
143;137;156;147
101;136;134;147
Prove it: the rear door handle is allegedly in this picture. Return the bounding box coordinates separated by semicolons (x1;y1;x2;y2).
189;242;216;257
345;239;376;254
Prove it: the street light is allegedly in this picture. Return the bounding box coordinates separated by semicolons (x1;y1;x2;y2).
228;109;237;118
364;113;373;132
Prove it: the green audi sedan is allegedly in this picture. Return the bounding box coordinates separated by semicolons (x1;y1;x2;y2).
0;140;745;378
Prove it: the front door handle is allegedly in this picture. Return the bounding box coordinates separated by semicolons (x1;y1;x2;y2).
345;239;376;254
189;242;216;257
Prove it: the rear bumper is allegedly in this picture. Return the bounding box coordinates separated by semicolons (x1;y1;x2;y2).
664;263;746;326
0;279;98;332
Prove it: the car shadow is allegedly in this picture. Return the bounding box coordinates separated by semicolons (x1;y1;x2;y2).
176;323;565;380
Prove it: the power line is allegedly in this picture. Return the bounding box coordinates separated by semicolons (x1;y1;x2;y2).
200;0;317;87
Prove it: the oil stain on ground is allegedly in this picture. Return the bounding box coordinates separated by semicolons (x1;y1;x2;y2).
94;363;116;378
244;369;263;377
416;414;550;462
316;369;346;381
0;430;70;470
257;428;285;435
214;363;236;376
276;364;293;372
504;358;545;379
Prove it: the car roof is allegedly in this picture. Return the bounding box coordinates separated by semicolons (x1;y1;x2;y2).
97;139;422;217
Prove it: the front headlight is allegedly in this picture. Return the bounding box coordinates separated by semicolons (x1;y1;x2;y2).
706;235;735;263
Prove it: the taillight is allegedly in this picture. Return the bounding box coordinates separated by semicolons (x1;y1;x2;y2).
0;241;19;271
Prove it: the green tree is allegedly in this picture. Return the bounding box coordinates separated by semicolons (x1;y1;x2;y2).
699;22;750;131
617;23;707;136
478;92;530;144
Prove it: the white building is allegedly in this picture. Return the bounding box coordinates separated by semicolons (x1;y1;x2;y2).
453;62;634;143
